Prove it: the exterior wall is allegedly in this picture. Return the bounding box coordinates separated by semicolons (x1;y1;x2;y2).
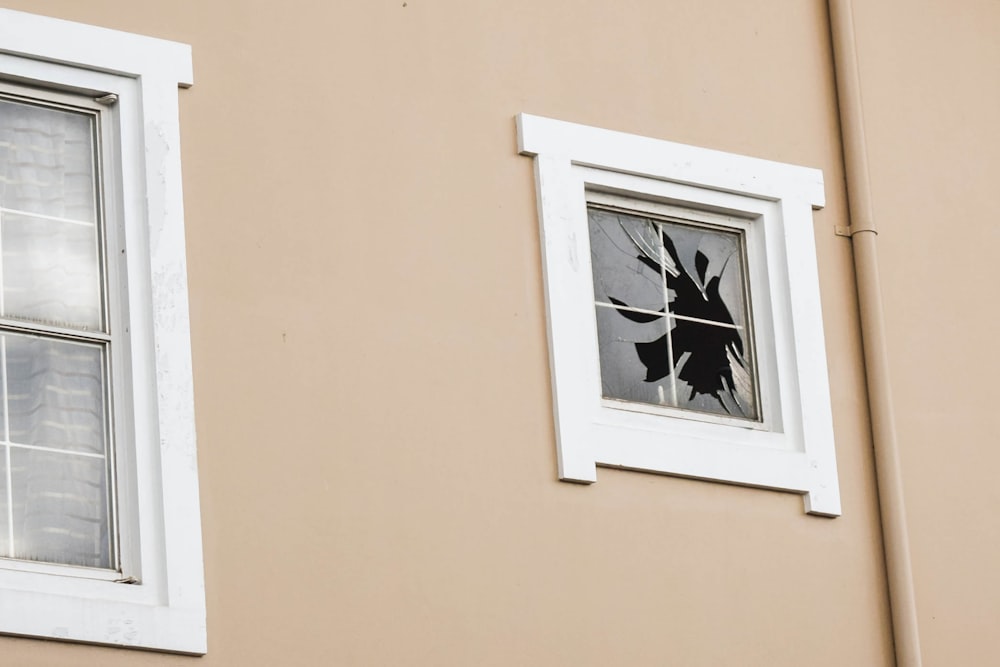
0;0;992;664
851;1;1000;663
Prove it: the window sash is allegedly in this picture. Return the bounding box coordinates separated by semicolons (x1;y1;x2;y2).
0;81;131;575
587;202;761;421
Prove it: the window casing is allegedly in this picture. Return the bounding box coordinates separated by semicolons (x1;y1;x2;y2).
0;9;205;653
518;113;841;516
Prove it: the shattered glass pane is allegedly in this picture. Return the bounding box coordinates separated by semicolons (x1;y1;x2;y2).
595;304;671;405
588;205;759;421
590;208;666;313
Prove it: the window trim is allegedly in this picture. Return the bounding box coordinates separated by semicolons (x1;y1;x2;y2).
0;9;205;653
518;113;841;517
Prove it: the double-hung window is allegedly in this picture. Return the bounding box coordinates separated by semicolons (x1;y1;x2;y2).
0;83;123;572
0;10;205;653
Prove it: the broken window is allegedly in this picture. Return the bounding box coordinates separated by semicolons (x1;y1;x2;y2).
589;205;758;420
518;113;839;515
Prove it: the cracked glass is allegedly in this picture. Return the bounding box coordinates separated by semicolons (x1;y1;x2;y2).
589;205;759;420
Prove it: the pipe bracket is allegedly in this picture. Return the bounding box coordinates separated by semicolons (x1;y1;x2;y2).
835;225;878;238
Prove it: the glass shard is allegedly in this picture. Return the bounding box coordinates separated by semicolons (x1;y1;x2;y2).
589;208;666;313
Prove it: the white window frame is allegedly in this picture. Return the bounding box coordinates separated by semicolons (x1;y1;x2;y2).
0;10;205;653
518;113;840;517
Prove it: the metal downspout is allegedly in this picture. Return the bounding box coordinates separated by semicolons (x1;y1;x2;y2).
827;1;922;665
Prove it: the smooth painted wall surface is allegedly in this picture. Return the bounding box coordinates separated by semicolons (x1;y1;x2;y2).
850;1;1000;663
7;0;984;664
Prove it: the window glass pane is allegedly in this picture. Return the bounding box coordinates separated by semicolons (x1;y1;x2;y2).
589;208;666;312
9;447;110;569
595;304;672;405
0;98;96;223
2;211;102;331
589;205;758;420
5;334;107;456
0;450;8;557
659;219;750;334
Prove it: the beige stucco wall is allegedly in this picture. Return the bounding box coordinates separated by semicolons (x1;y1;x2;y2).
8;0;995;664
850;1;1000;663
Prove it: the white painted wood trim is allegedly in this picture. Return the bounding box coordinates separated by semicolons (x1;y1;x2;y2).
518;113;840;516
518;114;825;208
0;8;192;86
0;11;205;653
